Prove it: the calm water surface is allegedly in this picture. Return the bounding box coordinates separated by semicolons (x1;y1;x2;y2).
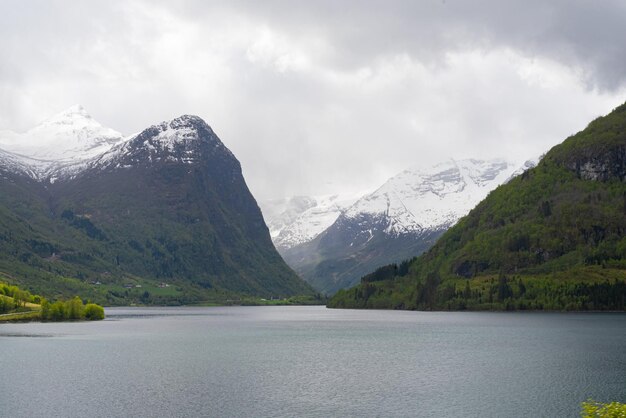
1;306;625;417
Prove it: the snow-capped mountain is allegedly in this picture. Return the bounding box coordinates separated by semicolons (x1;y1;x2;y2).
0;106;311;300
343;159;515;236
0;106;236;184
278;158;536;294
260;193;362;250
85;114;235;174
0;105;124;179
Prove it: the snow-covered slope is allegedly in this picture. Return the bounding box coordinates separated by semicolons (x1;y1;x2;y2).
0;105;122;160
0;105;125;180
343;158;517;236
260;193;362;250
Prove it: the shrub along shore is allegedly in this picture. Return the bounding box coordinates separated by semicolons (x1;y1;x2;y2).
0;282;104;322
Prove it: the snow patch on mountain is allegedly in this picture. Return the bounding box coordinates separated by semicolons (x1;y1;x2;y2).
260;193;363;249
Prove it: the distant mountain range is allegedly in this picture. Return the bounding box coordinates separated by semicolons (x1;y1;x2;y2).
262;158;537;294
261;193;363;250
0;106;311;304
329;102;626;311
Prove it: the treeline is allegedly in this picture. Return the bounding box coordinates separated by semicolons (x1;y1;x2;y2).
329;267;626;311
360;259;414;283
1;281;104;320
41;297;105;321
430;274;626;311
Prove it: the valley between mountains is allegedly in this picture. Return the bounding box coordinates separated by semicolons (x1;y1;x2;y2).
261;158;538;294
1;103;624;311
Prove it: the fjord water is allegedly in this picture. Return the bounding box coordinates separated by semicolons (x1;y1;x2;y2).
1;307;625;417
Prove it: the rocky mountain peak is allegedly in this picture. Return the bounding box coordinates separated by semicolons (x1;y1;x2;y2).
142;114;218;149
168;114;209;130
107;114;231;167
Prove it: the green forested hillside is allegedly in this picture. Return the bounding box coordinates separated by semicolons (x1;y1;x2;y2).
329;103;626;310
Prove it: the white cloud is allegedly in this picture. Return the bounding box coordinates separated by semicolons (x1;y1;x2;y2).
246;27;310;73
0;0;625;200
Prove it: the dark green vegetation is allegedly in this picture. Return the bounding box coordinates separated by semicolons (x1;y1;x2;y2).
0;116;312;305
330;103;626;310
0;281;104;321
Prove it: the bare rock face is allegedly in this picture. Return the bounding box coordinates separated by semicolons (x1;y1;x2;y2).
551;103;626;183
567;146;626;182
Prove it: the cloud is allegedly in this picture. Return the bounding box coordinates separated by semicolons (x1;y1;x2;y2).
0;0;625;199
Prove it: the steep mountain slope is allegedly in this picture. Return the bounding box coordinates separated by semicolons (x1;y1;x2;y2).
0;107;312;304
283;159;522;294
329;103;626;311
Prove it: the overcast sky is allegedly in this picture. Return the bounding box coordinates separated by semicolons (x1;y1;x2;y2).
1;0;625;200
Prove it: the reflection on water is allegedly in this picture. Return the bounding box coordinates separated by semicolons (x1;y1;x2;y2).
0;332;55;338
